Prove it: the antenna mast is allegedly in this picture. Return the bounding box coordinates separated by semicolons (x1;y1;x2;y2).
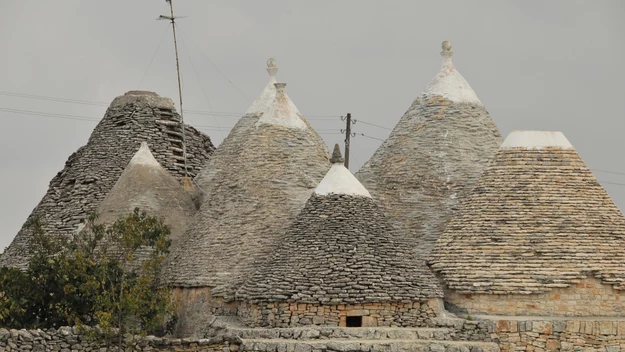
159;0;188;177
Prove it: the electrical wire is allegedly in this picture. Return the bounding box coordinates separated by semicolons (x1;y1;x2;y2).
137;22;172;89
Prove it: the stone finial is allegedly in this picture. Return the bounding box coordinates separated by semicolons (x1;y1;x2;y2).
441;40;453;59
274;83;286;92
267;57;278;79
330;144;344;164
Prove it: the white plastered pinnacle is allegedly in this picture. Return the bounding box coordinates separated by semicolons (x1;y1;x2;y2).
256;83;307;130
129;142;162;167
246;58;279;116
422;41;482;105
500;131;574;150
315;163;372;198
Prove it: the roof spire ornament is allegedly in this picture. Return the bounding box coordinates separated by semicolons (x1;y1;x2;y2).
267;58;278;82
245;58;281;116
330;144;344;164
421;40;482;104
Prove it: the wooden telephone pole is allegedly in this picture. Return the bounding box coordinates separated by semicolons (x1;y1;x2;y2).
341;113;356;169
159;0;189;176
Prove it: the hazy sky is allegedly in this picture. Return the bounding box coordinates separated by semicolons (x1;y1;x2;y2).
1;0;624;251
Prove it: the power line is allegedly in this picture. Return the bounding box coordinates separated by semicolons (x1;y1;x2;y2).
593;169;625;177
358;133;385;142
598;180;625;187
177;25;250;103
137;22;171;89
0;108;101;122
0;91;108;107
356;120;392;131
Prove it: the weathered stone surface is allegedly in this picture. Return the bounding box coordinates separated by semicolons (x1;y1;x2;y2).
162;85;330;300
0;90;215;269
429;132;625;296
356;94;501;262
237;191;442;305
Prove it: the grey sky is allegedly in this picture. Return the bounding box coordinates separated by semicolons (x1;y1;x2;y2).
1;0;624;251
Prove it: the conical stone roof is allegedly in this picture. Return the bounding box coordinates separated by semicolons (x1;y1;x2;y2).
194;58;279;195
356;41;502;258
428;131;625;294
95;142;196;246
0;91;214;269
162;78;330;299
237;145;443;304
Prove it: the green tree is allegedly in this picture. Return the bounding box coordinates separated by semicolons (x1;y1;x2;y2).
0;209;176;342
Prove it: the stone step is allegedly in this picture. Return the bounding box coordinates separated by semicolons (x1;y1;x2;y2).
228;327;455;341
240;338;500;352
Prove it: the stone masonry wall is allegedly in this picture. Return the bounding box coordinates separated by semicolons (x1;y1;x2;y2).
447;277;625;317
0;326;237;352
494;318;625;352
238;299;443;328
172;287;239;338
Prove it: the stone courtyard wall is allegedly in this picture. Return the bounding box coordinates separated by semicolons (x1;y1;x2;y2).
238;299;443;328
446;277;625;316
0;326;236;352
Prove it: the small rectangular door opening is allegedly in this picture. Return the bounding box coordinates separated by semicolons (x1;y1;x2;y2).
346;316;363;327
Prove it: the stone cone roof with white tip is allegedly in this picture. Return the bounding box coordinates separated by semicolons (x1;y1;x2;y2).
237;145;443;304
95;142;196;247
356;41;502;260
0;91;214;270
428;131;625;294
163;69;330;299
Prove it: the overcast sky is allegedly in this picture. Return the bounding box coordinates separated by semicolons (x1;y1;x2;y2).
1;0;624;251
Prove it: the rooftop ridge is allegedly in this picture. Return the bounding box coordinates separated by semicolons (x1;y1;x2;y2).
500;130;574;150
256;83;307;130
421;41;482;105
246;58;279;116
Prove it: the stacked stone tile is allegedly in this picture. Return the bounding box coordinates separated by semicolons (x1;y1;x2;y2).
235;146;443;327
95;142;197;248
193;58;279;200
162;64;330;301
356;41;502;258
428;131;625;295
0;91;214;269
238;145;442;304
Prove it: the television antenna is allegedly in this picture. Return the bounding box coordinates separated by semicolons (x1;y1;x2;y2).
158;0;189;177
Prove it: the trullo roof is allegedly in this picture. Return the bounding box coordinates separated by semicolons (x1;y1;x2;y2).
95;142;196;246
356;41;502;259
162;71;330;299
0;91;214;269
237;145;443;304
428;131;625;294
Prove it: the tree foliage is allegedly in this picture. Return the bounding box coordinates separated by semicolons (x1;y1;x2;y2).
0;208;176;338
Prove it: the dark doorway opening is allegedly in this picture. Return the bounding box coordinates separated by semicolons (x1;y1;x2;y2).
346;316;362;327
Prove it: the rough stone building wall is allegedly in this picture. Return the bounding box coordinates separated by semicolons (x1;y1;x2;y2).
238;299;443;328
0;91;214;270
446;277;625;317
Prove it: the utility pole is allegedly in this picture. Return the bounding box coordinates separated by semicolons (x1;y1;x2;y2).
159;0;188;176
340;113;356;169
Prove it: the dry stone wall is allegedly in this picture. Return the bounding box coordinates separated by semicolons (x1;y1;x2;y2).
0;326;236;352
446;277;625;317
238;299;443;328
0;91;214;270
